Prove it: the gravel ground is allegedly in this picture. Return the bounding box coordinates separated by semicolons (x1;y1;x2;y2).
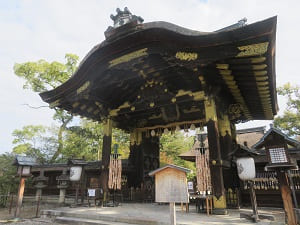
0;204;60;224
1;218;60;225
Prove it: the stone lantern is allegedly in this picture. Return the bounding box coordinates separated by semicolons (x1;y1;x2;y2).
56;169;69;204
33;170;48;201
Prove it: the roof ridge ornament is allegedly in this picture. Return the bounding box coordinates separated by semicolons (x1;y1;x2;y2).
110;7;144;28
238;18;247;26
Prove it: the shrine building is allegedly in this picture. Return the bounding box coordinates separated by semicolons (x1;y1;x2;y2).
39;8;277;211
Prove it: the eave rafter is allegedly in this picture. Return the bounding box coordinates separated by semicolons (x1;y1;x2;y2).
217;41;274;120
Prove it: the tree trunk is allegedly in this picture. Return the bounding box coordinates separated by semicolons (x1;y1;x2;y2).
50;117;72;162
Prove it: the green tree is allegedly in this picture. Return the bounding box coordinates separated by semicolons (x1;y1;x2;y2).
160;132;195;171
14;54;79;162
274;83;300;137
63;120;130;161
12;125;55;163
62;120;104;161
0;153;19;207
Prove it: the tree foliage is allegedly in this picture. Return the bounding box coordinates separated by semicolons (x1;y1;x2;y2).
12;125;56;163
14;54;79;92
62;120;130;161
160;132;196;178
274;83;300;137
14;54;79;162
0;153;19;207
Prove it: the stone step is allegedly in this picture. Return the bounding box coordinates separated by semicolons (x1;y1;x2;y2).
42;209;166;225
55;216;131;225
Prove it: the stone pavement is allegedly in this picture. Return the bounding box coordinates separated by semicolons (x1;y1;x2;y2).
41;203;285;225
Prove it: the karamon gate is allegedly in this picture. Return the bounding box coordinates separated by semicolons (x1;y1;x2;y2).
40;8;278;211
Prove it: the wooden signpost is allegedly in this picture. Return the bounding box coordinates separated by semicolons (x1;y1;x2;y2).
149;164;190;225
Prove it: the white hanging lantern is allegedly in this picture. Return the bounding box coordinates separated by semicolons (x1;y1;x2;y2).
163;128;169;134
175;125;180;132
70;166;83;181
151;130;156;137
17;166;31;176
236;157;256;181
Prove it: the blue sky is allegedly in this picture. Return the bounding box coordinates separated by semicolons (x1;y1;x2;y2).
1;0;300;154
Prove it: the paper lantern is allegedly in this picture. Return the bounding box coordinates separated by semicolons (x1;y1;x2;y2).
17;166;31;176
70;166;83;181
236;157;256;180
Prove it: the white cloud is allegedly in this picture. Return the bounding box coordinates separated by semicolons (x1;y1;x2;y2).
0;0;299;153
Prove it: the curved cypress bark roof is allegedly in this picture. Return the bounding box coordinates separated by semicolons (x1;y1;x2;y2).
40;16;277;131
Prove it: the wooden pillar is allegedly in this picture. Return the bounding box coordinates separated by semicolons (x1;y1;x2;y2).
100;118;112;201
205;98;227;214
80;167;86;204
249;181;259;222
218;113;232;159
277;171;297;225
128;129;142;188
230;122;237;144
15;177;25;218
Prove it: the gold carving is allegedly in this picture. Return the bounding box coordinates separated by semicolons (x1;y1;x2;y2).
254;71;267;76
255;76;268;81
219;70;232;76
192;91;205;101
109;109;119;117
175;52;198;61
256;81;269;86
218;114;231;136
130;129;142;146
216;64;229;70
219;69;252;120
77;81;90;94
175;90;205;101
252;64;267;70
250;57;266;64
213;195;227;209
118;101;130;109
109;48;148;68
204;98;217;122
228;104;243;120
109;101;131;117
103;119;112;136
236;42;269;57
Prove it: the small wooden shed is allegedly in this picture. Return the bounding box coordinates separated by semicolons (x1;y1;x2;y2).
149;164;190;203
